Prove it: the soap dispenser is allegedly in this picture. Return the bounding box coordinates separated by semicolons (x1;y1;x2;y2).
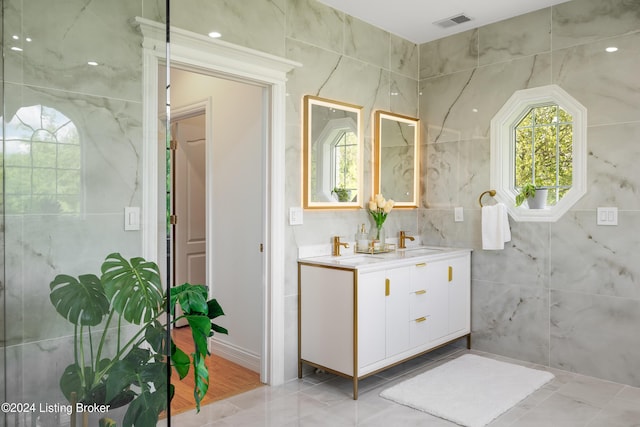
355;224;368;252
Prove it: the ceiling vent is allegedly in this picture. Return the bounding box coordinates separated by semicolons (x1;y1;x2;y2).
434;13;472;29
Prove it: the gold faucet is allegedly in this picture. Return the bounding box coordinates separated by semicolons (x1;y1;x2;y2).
399;231;415;249
332;236;349;256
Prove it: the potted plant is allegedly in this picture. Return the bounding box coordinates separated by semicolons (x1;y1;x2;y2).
515;183;548;209
49;252;227;427
332;186;350;202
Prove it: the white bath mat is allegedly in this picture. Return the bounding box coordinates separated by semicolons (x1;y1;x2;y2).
380;354;554;427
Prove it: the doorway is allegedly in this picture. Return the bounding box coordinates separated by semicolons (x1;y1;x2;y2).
169;67;266;371
139;17;299;389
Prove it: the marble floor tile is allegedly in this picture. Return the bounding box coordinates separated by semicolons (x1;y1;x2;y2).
167;346;640;427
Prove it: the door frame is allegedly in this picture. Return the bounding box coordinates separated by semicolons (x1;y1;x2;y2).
136;17;300;386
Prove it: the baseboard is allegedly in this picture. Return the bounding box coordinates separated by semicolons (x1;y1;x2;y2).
209;337;261;374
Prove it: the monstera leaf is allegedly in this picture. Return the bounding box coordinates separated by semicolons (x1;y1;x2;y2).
100;253;164;325
170;283;208;315
49;274;110;326
171;341;190;380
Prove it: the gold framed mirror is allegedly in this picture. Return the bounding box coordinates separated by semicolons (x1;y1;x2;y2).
373;111;420;208
303;95;363;209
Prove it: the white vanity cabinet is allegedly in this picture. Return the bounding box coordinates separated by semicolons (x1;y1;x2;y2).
298;248;471;399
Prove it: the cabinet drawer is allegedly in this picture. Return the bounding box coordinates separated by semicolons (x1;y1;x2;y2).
409;289;428;319
410;315;430;348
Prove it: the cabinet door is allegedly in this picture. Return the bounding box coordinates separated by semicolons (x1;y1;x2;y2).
358;271;386;368
426;260;449;342
448;254;470;335
385;266;411;357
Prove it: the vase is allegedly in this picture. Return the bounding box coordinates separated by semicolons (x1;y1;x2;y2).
369;224;386;250
527;189;548;209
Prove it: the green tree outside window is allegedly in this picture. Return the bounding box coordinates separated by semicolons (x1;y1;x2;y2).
332;130;358;201
514;104;573;206
3;105;81;214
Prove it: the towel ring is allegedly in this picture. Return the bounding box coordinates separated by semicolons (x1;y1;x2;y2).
478;190;496;207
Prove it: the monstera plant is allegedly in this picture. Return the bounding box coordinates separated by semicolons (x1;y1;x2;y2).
49;253;227;426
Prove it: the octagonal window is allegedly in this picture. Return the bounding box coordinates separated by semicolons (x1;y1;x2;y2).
490;85;587;222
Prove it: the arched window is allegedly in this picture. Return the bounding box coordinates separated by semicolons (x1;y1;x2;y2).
331;128;358;202
3;105;81;214
491;85;587;222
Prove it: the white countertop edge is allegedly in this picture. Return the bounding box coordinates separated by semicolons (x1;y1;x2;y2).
298;246;472;271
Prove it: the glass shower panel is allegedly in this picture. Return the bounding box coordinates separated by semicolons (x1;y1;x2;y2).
1;0;6;413
1;1;168;426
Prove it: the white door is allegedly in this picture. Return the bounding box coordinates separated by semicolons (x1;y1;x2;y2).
210;82;265;373
174;113;207;288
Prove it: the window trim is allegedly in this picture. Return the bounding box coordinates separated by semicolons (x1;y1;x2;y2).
490;85;587;222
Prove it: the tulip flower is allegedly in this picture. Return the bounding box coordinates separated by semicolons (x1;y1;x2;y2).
368;194;393;242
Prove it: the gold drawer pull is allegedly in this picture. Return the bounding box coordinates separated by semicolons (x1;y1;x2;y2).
385;278;390;296
415;317;427;323
448;266;453;282
415;262;427;268
415;289;426;295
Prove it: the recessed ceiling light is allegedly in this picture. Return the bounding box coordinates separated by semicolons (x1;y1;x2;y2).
208;31;222;39
87;61;99;66
25;37;32;42
605;46;618;53
12;35;19;40
11;46;23;52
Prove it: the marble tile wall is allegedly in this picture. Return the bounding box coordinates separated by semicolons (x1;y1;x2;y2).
420;0;640;386
1;0;160;417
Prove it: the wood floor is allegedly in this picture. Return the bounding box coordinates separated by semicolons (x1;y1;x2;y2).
169;326;263;415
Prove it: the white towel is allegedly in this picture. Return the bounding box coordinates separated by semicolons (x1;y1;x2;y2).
482;203;511;250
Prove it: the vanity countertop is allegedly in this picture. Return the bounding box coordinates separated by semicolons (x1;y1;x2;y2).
298;246;471;272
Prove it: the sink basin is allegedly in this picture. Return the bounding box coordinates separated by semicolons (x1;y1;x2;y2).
334;254;385;265
400;247;446;257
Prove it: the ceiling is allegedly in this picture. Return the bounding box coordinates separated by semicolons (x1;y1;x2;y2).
316;0;571;44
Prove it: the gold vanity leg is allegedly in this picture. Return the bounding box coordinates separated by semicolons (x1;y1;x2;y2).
353;377;359;400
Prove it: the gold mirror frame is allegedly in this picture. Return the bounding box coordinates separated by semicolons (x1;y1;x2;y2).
373;111;420;208
303;95;363;209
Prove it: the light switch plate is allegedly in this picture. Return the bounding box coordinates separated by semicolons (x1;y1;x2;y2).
596;207;618;226
124;207;141;231
454;207;464;222
289;207;303;225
